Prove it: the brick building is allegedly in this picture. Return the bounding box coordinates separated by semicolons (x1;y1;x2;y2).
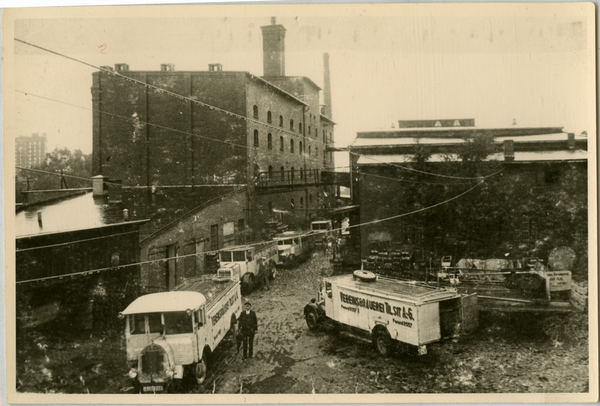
348;120;588;269
91;19;337;291
16;133;47;168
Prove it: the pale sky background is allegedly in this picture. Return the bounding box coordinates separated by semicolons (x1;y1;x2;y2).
7;4;595;169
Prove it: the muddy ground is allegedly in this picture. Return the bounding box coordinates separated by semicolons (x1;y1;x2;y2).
16;252;589;394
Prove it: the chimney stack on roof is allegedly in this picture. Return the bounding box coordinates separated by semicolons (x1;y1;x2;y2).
261;17;286;77
161;64;175;71
114;63;129;72
322;53;333;119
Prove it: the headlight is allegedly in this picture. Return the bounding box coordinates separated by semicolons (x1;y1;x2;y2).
128;369;138;379
165;369;174;378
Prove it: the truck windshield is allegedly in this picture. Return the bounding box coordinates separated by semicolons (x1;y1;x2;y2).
278;239;294;245
164;312;193;335
233;251;246;261
129;314;146;335
148;312;162;333
220;251;232;262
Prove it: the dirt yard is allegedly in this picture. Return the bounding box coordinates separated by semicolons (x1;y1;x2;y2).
16;252;589;394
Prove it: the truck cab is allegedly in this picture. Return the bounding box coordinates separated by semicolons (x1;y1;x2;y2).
273;231;315;266
219;242;278;292
121;271;241;393
310;220;333;248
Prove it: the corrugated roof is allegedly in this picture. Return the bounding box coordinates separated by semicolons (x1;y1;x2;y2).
351;133;584;148
122;291;206;314
356;149;588;165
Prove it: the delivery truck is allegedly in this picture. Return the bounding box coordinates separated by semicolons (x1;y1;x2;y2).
120;269;242;393
304;270;478;356
273;231;316;266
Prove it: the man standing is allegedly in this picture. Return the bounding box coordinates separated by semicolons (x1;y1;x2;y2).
238;301;258;360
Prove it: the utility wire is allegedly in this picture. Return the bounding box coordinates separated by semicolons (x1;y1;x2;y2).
14;38;331;148
15;179;490;284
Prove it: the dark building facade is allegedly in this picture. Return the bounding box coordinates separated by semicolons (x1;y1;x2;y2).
348;120;588;274
91;19;338;291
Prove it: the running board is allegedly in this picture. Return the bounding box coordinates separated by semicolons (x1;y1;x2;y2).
339;330;371;344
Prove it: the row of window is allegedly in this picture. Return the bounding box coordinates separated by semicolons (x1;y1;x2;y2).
252;105;331;143
266;166;321;181
253;130;321;157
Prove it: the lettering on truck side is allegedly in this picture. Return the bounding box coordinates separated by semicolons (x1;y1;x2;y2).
211;291;240;326
339;292;415;321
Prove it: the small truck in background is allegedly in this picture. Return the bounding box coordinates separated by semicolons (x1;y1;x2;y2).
304;271;479;356
310;220;333;248
120;269;242;393
274;231;316;266
218;242;278;293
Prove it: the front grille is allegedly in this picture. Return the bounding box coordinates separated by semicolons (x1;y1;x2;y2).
141;345;164;375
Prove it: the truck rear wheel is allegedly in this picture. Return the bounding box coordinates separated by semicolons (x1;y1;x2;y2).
372;327;393;357
305;309;319;330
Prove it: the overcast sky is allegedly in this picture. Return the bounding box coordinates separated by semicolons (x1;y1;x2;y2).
7;4;595;165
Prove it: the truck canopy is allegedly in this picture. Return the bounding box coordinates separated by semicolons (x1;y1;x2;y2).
325;274;460;305
122;291;206;315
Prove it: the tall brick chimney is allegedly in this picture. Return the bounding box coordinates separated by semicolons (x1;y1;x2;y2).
261;17;286;77
322;53;333;119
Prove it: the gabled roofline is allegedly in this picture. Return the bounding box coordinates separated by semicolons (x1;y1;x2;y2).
262;75;322;91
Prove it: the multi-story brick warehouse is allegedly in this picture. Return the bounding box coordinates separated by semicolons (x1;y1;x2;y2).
16;133;47;168
91;19;337;290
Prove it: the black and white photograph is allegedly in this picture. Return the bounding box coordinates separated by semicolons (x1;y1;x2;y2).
3;3;597;403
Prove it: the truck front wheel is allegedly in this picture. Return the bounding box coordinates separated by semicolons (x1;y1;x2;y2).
305;310;319;330
372;327;393;357
195;352;208;384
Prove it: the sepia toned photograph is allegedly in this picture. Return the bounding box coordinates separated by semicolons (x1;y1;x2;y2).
3;3;597;404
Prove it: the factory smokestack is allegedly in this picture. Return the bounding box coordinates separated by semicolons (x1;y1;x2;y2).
322;53;333;119
261;17;286;77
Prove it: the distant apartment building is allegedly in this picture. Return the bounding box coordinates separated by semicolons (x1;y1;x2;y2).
16;133;47;168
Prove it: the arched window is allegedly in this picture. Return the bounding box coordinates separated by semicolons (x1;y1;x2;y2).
300;168;304;180
308;146;311;155
290;120;294;130
267;111;272;123
268;201;273;213
290;198;295;210
299;141;303;154
268;165;273;180
290;139;294;153
315;127;318;136
279;115;283;127
280;166;285;181
299;123;302;134
253;105;258;119
308;126;311;136
280;136;284;152
268;133;272;149
253;130;259;147
300;197;304;208
291;167;295;181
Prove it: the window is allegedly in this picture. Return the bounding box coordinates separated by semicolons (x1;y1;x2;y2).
309;146;311;155
148;313;162;333
223;221;235;236
268;201;273;213
238;218;245;231
130;314;146;335
280;136;284;152
316;147;319;157
253;130;259;147
290;120;294;130
299;141;303;154
253;105;258;119
315;128;318;136
299;123;302;134
309;194;313;204
291;198;295;210
164;312;193;335
308;126;311;136
279;115;283;127
290;139;294;153
268;133;272;149
280;166;285;181
267;111;272;123
300;168;304;180
300;197;304;208
291;167;295;180
323;129;326;143
268;165;273;180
